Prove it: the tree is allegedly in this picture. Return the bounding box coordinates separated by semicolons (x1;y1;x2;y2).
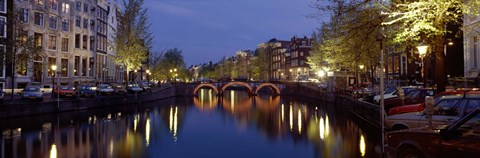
382;0;480;92
0;9;42;101
115;0;153;84
153;48;186;82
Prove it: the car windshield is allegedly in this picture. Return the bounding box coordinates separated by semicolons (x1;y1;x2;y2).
24;87;39;91
405;90;421;97
60;87;73;90
385;88;395;94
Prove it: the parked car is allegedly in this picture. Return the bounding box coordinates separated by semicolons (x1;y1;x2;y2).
53;86;76;98
374;86;419;103
385;108;480;158
388;90;473;115
139;83;152;93
96;84;114;95
385;94;480;131
127;84;143;93
111;84;127;94
384;88;435;112
21;86;43;101
77;85;96;97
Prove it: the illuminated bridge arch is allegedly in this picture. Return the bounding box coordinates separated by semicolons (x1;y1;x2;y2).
221;81;254;95
193;83;219;95
255;83;281;95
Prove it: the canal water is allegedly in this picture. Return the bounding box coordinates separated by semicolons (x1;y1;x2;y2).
0;89;382;158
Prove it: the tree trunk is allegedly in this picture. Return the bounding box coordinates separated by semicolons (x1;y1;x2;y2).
434;35;446;92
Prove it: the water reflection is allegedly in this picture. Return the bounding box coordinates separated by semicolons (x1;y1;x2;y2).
0;90;380;158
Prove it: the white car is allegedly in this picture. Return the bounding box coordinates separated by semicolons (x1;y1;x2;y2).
97;84;114;95
374;86;419;103
385;94;480;131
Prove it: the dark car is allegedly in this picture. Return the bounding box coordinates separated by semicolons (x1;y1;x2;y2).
111;84;127;94
127;84;143;93
384;88;435;112
139;83;152;93
77;85;96;97
21;86;44;101
385;108;480;158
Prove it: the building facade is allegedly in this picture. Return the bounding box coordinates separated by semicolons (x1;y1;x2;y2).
464;14;480;78
286;36;312;80
4;0;122;89
0;0;8;89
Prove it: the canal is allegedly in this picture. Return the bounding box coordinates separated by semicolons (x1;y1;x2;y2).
0;89;381;158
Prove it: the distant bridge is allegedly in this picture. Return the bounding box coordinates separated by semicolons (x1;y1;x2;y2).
193;81;282;96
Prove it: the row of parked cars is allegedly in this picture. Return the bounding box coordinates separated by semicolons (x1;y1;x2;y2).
378;87;480;157
17;83;152;101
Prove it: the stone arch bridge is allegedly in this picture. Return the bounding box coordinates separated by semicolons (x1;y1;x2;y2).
193;81;282;96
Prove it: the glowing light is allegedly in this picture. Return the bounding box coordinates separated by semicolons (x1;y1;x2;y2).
230;91;235;113
146;117;150;147
200;89;205;108
319;117;324;140
360;134;366;157
50;144;57;158
326;115;330;136
134;114;138;132
109;139;114;156
317;70;325;77
298;109;302;134
174;106;178;142
359;65;365;70
209;89;213;107
169;107;173;132
416;44;428;57
289;105;293;131
107;114;111;120
281;104;284;122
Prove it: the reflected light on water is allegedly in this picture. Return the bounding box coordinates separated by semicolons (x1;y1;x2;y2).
320;117;324;140
230;91;235;113
200;89;205;106
289;105;293;131
360;134;366;157
109;139;114;157
134;114;139;132
298;109;302;134
169;107;173;132
50;143;57;158
146;117;151;147
325;115;330;136
281;104;284;122
174;107;178;142
209;89;213;107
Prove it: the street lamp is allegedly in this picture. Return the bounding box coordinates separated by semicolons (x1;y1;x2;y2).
359;64;365;83
417;44;428;87
51;65;57;98
146;69;150;81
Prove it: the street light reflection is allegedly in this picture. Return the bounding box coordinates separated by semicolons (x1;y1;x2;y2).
320;117;324;140
298;109;302;134
146;117;150;147
360;134;366;157
289;105;293;131
50;143;57;158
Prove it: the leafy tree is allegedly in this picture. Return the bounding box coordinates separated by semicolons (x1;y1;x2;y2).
382;0;480;92
152;48;186;81
115;0;153;84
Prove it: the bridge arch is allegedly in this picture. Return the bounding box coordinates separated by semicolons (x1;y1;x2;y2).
221;81;254;95
255;83;281;95
193;83;219;95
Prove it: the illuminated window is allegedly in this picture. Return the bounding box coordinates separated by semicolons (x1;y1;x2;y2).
62;3;70;14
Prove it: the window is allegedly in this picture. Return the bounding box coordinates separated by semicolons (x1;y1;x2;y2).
61;37;68;52
300;52;303;56
35;0;43;6
90;20;95;31
0;17;4;38
433;98;462;116
34;33;43;48
75;16;81;27
49;0;57;10
48;57;56;77
48;35;56;50
62;3;70;14
82;58;87;76
83;4;88;13
89;57;94;76
394;56;400;73
83;18;88;29
61;18;69;31
74;56;80;76
19;8;29;23
0;0;6;13
75;34;80;48
0;45;5;78
75;1;81;11
34;12;44;26
17;54;28;76
61;58;68;77
82;35;87;49
474;36;478;68
90;36;95;51
19;30;28;44
48;16;57;29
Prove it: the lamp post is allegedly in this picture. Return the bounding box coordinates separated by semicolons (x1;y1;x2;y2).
146;69;150;81
51;65;57;99
359;64;365;84
417;44;428;87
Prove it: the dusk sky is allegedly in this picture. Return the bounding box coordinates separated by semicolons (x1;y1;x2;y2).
144;0;323;66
